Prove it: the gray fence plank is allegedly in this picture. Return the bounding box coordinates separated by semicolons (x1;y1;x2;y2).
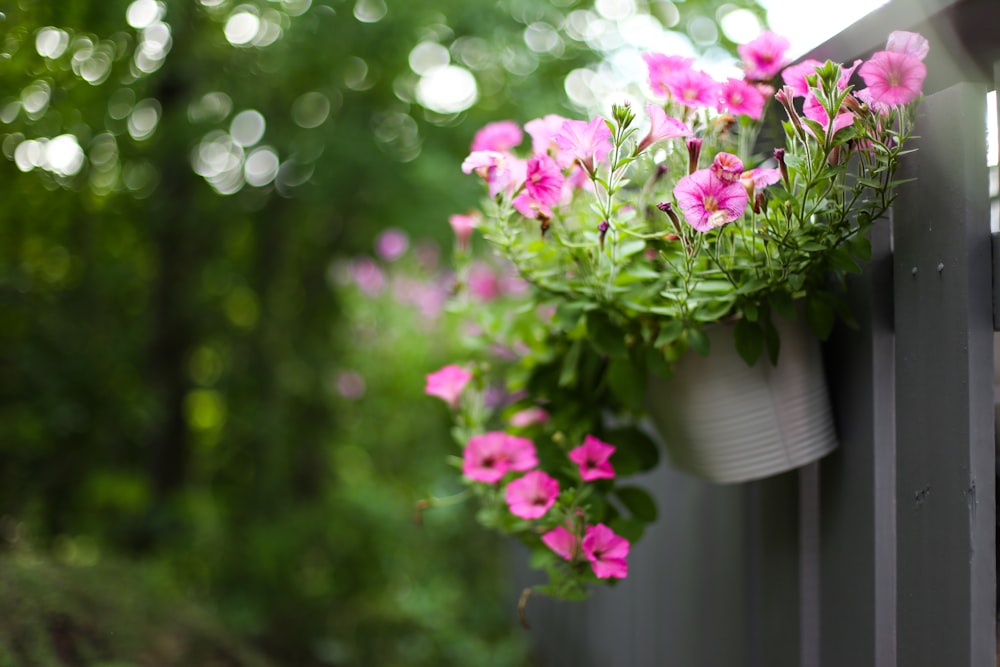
821;220;897;667
893;81;996;667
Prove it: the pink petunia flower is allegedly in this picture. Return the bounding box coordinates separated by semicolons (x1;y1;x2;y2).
509;406;550;428
425;364;472;408
643;53;695;98
449;211;480;250
542;525;580;560
636;103;691;154
568;434;616;481
857;51;926;107
582;523;629;579
740;167;782;192
462;150;514;198
525;114;572;163
738;31;790;81
717;77;766;120
780;59;825;98
470;120;523;152
710;152;744;184
350;258;386;296
524;154;565;209
462;431;539;484
664;67;719;109
554;117;612;176
886;30;929;60
673;168;749;232
802;92;856;134
505;470;559;519
466;260;501;301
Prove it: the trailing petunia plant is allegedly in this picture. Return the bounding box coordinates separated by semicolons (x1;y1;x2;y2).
423;30;927;602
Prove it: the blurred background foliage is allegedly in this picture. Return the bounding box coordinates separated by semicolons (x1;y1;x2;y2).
0;0;764;664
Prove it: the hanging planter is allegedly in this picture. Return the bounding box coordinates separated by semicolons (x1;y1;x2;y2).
645;315;838;484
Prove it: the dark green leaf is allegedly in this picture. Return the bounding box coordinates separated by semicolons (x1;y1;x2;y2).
733;319;764;365
586;311;629;359
606;356;646;410
805;294;835;340
606;426;660;475
686;327;711;356
615;486;658;523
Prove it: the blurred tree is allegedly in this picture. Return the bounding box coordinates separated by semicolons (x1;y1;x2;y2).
0;0;765;663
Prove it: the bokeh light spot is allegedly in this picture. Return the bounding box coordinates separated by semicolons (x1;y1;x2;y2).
230;109;265;147
224;10;260;46
291;91;330;129
416;65;476;114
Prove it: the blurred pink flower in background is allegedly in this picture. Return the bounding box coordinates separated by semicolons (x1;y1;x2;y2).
717;78;766;120
449;212;480;251
541;525;579;560
738;30;790;81
582;524;630;579
424;364;473;408
466;261;502;301
334;370;366;400
375;227;409;262
554;117;612;175
642;53;695;97
350;258;386;296
470;119;523;152
462;431;538;483
509;406;550;428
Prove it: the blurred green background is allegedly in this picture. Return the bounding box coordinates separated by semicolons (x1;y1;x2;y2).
0;0;764;664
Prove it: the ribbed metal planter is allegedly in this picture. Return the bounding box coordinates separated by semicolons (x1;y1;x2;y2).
645;316;838;484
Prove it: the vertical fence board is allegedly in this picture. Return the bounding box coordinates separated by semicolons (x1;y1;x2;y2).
893;81;996;667
821;220;897;667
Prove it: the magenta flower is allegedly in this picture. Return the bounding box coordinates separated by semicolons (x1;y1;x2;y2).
780;59;824;98
664;67;719;109
425;364;472;408
568;435;616;481
541;525;580;560
554;117;612;175
505;470;559;519
738;31;790;81
449;211;480;250
717;77;766;120
462;431;538;484
509;406;550;428
710;152;744;184
350;258;386;296
740;167;782;192
582;523;629;579
643;53;695;98
466;261;501;301
470;120;523;152
886;30;929;60
636;103;691;154
524;154;565;209
858;51;926;106
673;168;749;232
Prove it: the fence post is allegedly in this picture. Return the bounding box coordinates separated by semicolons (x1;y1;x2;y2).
892;81;996;667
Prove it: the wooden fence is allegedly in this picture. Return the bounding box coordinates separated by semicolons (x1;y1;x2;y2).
518;0;998;664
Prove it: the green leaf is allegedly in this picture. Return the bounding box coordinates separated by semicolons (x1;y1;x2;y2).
586;311;629;359
615;486;658;523
733;319;764;365
686;327;710;356
763;315;781;365
805;294;835;340
606;356;646;410
554;301;588;330
770;290;795;319
645;345;673;380
559;339;583;387
849;233;872;262
654;319;684;346
608;517;645;543
606;426;660;475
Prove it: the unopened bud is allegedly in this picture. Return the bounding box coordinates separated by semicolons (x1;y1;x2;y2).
686;137;702;175
657;201;683;236
598;220;610;251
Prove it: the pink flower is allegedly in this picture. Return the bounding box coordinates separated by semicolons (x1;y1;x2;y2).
554;117;612;175
710;152;744;184
643;53;695;97
525;114;571;161
461;150;514;198
780;59;824;97
636;103;691;153
717;77;766;119
886;30;929;60
425;364;472;408
375;228;408;262
449;211;479;250
466;261;501;301
509;406;550;428
524;154;565;209
568;434;616;481
350;258;385;296
740;167;782;192
542;525;580;560
803;92;855;134
664;67;719;109
738;31;790;81
673;168;749;232
462;431;538;484
505;470;559;519
582;523;629;579
858;51;926;106
470;120;523;152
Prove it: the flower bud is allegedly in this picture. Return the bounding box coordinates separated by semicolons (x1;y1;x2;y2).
686;137;702;175
657;201;683;236
598;220;610;251
774;147;789;188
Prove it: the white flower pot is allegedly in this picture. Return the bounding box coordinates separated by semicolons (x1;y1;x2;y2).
645;316;838;484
